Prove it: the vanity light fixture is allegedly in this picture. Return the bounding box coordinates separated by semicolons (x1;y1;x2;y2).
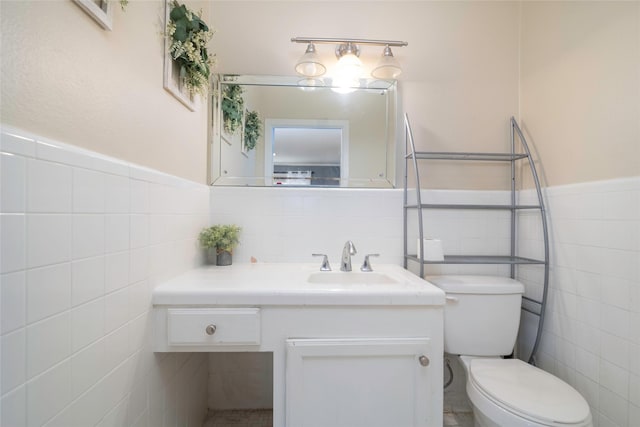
294;42;327;77
371;44;402;79
291;37;408;84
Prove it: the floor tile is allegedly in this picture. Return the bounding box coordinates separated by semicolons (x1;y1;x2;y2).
203;409;273;427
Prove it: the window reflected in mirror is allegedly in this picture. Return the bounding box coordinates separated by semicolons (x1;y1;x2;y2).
271;125;344;186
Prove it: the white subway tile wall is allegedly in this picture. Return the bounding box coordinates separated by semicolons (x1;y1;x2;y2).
1;125;638;426
210;186;513;272
210;186;405;266
210;187;515;277
0;127;210;427
518;178;640;427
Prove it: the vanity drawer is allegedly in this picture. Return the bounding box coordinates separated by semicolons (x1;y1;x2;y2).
167;308;261;346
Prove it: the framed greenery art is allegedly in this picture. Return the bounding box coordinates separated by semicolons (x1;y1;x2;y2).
164;0;215;111
73;0;113;30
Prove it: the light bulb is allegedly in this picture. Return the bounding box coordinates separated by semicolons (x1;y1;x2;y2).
333;51;362;93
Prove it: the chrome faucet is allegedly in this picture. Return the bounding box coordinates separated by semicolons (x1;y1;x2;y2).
340;240;357;272
312;253;332;271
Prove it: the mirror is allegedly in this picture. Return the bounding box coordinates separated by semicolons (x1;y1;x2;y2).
210;75;397;188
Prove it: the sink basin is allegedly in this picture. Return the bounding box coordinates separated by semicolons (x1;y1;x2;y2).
307;271;397;285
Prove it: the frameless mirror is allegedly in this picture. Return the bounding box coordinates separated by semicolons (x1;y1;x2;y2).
210;74;397;188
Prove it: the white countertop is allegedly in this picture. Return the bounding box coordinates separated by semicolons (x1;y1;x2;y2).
152;263;445;306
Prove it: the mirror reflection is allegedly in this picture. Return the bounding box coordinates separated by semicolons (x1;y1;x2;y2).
211;75;397;188
272;127;343;186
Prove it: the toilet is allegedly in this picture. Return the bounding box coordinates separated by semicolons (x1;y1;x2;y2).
427;275;592;427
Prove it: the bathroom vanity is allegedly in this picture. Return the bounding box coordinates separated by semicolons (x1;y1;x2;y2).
153;263;445;427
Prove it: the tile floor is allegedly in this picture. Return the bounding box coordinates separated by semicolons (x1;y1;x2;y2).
443;390;474;427
203;409;472;427
444;410;474;427
202;406;473;427
203;409;273;427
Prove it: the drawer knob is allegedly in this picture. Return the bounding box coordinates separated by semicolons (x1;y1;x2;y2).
419;355;430;367
205;324;217;335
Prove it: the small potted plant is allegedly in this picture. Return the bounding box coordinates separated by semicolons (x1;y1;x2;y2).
198;224;241;266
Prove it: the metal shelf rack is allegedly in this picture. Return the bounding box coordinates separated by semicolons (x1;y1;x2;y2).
402;114;549;364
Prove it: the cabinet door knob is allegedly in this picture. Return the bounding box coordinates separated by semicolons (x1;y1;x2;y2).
205;324;217;335
418;355;430;367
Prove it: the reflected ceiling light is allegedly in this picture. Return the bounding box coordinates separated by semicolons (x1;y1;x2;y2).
371;45;402;79
291;37;408;83
295;42;327;77
297;77;325;91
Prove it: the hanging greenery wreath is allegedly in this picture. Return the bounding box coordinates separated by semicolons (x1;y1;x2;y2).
244;110;261;151
222;84;244;134
166;0;215;97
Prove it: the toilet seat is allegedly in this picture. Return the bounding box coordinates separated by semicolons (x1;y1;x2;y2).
468;358;591;426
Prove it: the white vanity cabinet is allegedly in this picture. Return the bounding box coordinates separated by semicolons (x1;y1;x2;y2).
286;337;433;427
152;264;445;427
166;308;261;346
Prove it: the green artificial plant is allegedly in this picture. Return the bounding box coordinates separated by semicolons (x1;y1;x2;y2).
199;224;241;254
166;0;215;97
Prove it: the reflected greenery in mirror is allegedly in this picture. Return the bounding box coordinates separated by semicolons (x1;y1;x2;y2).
211;75;397;188
221;84;244;134
243;110;261;151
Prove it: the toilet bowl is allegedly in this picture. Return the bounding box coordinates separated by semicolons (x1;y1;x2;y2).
459;356;592;427
427;275;592;427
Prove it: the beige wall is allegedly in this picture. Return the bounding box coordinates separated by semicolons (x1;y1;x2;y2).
3;1;637;188
211;1;521;190
1;0;211;184
520;2;640;187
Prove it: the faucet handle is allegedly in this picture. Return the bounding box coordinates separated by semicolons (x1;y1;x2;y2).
360;254;380;272
312;254;332;271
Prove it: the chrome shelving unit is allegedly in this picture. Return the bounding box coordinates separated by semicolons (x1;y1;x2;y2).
402;114;549;364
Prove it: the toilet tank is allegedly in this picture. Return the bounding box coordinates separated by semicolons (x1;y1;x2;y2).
426;275;525;356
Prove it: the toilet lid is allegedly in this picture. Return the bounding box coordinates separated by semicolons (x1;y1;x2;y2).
469;359;590;425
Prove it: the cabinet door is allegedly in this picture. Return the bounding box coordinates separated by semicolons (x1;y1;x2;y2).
286;338;432;427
